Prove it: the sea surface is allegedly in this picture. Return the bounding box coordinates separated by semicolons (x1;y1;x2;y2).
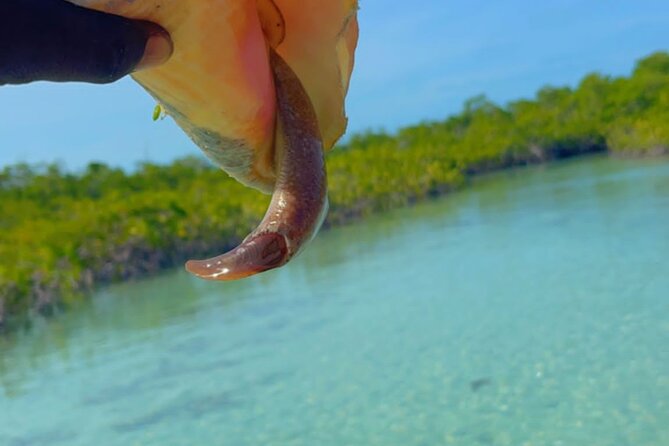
1;156;668;445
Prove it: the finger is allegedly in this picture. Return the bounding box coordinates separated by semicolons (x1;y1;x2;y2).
0;0;173;85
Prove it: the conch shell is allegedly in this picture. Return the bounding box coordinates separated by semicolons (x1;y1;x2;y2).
66;0;359;279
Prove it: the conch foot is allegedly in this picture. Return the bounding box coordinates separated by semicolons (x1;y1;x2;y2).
185;50;328;280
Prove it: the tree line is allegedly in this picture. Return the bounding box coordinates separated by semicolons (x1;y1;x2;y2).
1;52;667;329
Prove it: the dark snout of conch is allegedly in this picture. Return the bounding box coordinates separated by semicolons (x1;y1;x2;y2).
186;232;288;280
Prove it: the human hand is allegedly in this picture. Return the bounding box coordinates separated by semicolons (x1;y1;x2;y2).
0;0;173;85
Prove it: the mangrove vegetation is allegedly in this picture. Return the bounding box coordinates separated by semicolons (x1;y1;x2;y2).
1;52;668;329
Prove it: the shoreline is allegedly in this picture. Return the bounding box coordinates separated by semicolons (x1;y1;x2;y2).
3;146;660;333
2;50;668;332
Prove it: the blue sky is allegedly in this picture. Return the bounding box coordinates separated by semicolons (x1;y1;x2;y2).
1;0;668;170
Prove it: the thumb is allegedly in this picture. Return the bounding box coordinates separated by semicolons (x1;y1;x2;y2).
0;0;173;85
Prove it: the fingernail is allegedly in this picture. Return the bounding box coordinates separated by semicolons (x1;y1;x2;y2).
135;30;173;72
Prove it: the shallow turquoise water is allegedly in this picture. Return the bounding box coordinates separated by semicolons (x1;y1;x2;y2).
1;156;668;445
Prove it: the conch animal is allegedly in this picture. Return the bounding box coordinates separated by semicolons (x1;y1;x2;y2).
66;0;359;279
